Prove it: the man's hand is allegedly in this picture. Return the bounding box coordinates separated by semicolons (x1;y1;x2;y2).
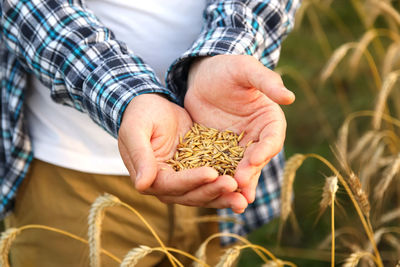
186;55;295;204
118;94;248;212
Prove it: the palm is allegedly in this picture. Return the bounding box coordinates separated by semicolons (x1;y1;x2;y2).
185;80;284;146
185;55;293;202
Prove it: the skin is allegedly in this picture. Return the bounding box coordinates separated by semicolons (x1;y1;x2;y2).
185;55;295;204
118;93;248;213
118;55;294;213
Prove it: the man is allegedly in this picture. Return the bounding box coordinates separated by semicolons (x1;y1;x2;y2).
0;0;299;266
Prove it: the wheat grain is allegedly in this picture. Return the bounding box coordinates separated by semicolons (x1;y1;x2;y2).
167;123;248;176
120;246;153;267
0;228;20;267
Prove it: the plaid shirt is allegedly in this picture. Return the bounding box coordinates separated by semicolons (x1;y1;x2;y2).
0;0;299;244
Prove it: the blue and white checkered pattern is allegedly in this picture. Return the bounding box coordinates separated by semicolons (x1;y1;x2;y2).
1;0;299;243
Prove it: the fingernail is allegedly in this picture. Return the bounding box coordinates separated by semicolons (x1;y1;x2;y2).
234;208;245;214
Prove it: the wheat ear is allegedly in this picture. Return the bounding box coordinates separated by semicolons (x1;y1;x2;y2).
88;194;120;267
0;228;21;267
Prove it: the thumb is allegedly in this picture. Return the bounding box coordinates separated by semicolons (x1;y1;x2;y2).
123;127;157;192
241;56;295;105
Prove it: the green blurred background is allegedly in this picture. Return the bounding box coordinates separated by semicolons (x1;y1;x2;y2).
239;0;400;266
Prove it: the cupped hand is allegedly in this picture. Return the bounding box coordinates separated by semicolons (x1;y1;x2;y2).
118;93;248;212
185;55;295;204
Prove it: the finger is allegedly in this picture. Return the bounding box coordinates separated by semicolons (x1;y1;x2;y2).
240;56;295;105
248;118;286;167
122;129;157;192
234;161;260;190
240;170;261;204
144;166;219;196
206;192;249;213
157;175;238;206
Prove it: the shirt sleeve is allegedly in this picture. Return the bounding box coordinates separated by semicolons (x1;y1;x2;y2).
165;0;301;104
0;0;178;138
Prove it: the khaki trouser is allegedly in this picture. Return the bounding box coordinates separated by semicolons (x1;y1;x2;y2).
5;159;230;267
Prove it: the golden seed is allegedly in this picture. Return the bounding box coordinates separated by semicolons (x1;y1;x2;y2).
166;124;254;176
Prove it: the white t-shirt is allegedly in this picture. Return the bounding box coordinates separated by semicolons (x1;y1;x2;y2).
26;0;206;175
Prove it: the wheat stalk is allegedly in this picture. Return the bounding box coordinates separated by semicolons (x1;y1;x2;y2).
327;176;338;267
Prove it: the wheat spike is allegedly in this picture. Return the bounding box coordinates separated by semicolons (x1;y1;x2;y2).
349;29;378;76
281;154;307;222
193;239;208;267
215;246;241;267
0;228;21;267
379;207;400;225
373;72;399;130
120;246;153;267
348;173;370;217
382;43;400;76
348;131;376;161
261;261;279;267
374;152;400;201
320;176;338;213
343;251;375;267
369;0;400;25
359;143;385;193
320;42;356;83
364;0;392;26
88;194;120;267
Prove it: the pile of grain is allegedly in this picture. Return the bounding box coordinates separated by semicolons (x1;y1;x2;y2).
166;123;252;176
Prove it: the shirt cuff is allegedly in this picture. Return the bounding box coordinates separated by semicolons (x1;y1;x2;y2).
81;55;177;138
165;28;267;105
